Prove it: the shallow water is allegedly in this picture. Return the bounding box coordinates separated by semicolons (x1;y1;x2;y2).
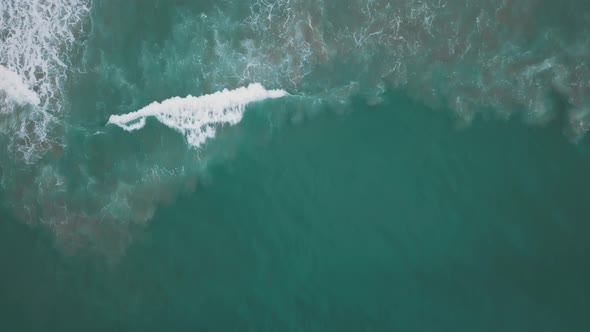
1;0;590;331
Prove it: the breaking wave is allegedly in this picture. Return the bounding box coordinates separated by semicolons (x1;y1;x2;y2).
0;65;40;108
108;83;288;147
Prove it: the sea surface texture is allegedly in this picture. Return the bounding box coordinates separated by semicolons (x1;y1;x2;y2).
1;0;590;331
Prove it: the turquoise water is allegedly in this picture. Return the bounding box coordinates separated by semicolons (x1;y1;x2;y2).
2;0;590;331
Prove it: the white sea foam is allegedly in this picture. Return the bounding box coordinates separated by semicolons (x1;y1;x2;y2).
108;83;288;147
0;0;90;162
0;65;40;107
0;0;89;110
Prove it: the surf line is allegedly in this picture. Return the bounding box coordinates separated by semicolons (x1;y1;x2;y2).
107;83;288;147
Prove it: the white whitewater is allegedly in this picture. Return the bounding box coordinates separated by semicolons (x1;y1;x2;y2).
108;83;288;147
1;0;90;162
0;65;41;107
0;0;89;111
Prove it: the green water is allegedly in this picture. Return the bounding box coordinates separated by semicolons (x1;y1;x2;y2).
2;0;590;331
2;93;590;330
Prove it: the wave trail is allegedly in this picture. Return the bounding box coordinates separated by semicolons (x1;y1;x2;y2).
108;83;288;147
0;65;40;107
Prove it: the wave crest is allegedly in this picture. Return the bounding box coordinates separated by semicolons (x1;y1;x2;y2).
108;83;288;147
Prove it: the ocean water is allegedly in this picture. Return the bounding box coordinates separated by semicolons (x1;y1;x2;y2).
1;0;590;331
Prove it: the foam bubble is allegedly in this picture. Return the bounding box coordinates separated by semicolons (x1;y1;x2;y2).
0;65;40;107
0;0;89;108
108;83;288;147
0;0;90;162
